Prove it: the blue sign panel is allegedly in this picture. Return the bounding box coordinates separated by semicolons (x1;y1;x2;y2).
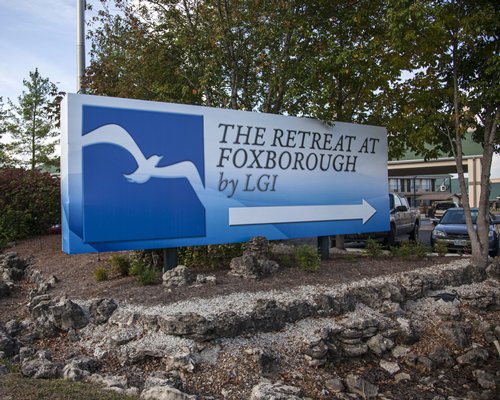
61;94;389;253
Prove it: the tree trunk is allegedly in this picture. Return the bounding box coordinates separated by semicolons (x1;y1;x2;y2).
451;37;488;267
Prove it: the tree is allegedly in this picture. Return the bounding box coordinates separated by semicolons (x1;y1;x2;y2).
385;0;499;267
86;0;400;118
0;97;9;166
4;69;60;170
284;0;405;125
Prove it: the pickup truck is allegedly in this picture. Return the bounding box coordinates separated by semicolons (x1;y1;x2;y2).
333;193;420;246
385;192;420;245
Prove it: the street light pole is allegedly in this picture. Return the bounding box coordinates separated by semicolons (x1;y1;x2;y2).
77;0;86;93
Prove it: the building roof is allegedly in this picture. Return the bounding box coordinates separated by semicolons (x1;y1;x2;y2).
390;133;483;162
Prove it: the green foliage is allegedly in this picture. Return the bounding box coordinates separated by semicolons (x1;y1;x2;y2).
135;267;160;285
94;266;109;282
295;245;320;273
127;257;160;285
433;240;448;256
86;0;397;122
365;238;384;257
384;0;499;267
392;241;430;258
272;251;297;268
109;254;131;276
128;258;146;277
3;69;61;170
0;168;60;243
178;244;243;270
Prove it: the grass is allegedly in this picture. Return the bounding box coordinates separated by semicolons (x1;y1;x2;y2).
0;373;138;400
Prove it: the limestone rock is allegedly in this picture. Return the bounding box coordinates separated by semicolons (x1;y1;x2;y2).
0;330;18;358
195;274;216;285
244;236;271;256
325;377;344;393
342;343;368;357
158;313;212;340
63;357;102;381
0;252;29;282
379;360;400;375
0;281;11;298
472;369;496;389
21;358;62;379
143;371;182;390
229;237;279;280
394;372;411;383
162;266;194;288
345;374;379;399
29;295;89;333
456;348;489;366
391;345;410;358
140;386;197;400
366;334;394;356
438;322;471;349
428;346;455;368
250;382;304;400
89;298;118;324
164;349;196;373
87;373;128;390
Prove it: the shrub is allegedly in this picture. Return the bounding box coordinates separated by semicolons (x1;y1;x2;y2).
94;266;109;282
178;243;243;269
0;168;60;242
434;240;448;256
127;257;160;284
365;238;384;257
136;267;160;285
109;254;131;276
295;245;320;272
411;241;429;257
272;252;297;268
392;241;430;258
128;259;146;277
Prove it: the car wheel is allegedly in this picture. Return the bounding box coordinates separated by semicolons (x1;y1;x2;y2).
384;224;396;247
409;223;419;241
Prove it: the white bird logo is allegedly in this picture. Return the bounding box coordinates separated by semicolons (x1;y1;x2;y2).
81;124;204;188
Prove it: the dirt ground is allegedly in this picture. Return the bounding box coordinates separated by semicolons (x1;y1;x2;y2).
2;235;499;400
1;234;453;322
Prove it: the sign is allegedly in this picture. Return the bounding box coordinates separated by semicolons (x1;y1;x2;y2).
61;94;389;253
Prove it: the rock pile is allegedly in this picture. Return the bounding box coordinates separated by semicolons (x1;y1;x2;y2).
1;255;499;399
0;252;30;298
229;236;279;280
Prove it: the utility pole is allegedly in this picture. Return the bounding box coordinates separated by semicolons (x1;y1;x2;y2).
77;0;86;93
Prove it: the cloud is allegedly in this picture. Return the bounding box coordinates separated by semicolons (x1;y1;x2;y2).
0;0;74;30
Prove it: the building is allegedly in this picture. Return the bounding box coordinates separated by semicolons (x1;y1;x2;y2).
388;137;483;212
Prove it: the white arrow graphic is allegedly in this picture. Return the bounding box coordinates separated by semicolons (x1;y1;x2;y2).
228;200;376;226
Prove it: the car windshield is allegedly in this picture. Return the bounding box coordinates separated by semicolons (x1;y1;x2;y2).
440;209;478;224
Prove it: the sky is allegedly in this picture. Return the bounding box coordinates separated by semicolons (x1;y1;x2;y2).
0;0;77;102
1;0;499;178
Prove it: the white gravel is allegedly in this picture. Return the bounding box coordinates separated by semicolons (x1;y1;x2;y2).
78;258;470;320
